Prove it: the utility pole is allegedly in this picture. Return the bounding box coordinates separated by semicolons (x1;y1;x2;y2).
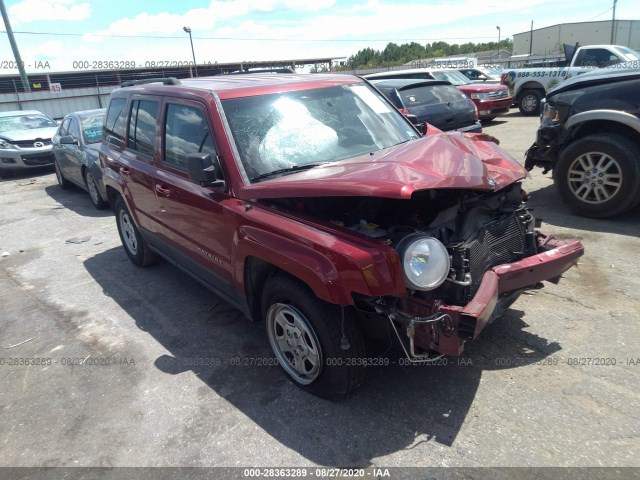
611;0;617;44
529;21;534;57
0;0;31;92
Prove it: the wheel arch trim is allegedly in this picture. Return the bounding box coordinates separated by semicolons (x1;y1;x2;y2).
566;110;640;133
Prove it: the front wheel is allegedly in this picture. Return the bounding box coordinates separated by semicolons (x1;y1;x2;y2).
262;274;366;399
518;89;543;116
54;159;72;189
553;134;640;218
114;196;159;266
84;169;107;210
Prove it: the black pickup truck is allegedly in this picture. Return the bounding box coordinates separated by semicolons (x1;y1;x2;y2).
525;68;640;218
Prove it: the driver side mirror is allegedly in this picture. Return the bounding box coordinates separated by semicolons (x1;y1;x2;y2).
404;114;424;135
59;135;78;145
186;153;225;189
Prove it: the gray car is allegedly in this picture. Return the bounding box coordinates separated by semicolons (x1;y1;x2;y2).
0;110;59;176
52;109;108;209
369;78;482;134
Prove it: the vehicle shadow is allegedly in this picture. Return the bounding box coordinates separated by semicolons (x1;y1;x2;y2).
44;184;112;218
0;166;54;182
83;248;560;467
527;183;640;238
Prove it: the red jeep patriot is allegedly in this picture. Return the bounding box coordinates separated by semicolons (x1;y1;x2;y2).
99;74;583;398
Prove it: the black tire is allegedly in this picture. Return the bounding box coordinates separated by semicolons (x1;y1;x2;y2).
553;134;640;218
84;168;107;210
262;274;366;399
54;159;72;189
114;196;159;266
518;89;543;116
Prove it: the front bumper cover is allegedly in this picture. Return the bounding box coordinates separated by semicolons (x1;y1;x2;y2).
397;234;584;357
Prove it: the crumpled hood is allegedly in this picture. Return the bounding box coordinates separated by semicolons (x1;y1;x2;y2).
0;127;57;142
238;132;528;200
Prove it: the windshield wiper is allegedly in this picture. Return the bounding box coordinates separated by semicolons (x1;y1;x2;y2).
251;163;328;182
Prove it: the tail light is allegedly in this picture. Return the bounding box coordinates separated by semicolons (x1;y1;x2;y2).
472;101;479;119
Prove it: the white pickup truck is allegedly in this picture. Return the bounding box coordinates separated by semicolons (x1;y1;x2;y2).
501;44;640;115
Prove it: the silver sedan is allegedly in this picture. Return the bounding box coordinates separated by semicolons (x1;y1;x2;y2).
52;109;108;209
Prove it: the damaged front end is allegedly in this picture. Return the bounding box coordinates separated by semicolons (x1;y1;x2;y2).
263;180;583;362
372;183;583;360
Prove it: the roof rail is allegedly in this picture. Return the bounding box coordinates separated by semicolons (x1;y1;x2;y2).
121;77;181;87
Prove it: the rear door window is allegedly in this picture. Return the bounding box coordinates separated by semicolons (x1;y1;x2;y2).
399;85;466;106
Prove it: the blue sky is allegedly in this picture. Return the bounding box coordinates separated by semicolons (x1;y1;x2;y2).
0;0;637;73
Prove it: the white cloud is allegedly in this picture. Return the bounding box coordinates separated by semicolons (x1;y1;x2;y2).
9;0;90;24
94;9;215;36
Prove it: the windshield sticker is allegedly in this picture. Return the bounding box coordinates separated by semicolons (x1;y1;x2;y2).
351;85;392;114
83;125;103;141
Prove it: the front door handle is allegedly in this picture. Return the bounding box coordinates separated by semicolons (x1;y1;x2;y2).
120;167;131;176
155;184;171;197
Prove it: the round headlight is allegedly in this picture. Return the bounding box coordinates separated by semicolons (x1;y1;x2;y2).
397;235;450;291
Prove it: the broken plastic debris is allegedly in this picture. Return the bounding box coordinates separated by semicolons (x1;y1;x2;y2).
1;251;9;257
5;337;34;349
66;236;91;244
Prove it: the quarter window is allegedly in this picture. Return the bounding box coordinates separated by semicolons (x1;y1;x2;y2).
128;99;158;155
58;118;70;137
104;98;127;147
164;103;216;170
68;118;80;140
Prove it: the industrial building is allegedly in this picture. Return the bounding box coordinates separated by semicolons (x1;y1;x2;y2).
512;19;640;58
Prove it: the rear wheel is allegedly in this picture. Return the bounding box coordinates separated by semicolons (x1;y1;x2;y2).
262;274;366;399
518;89;543;116
84;169;107;210
553;134;640;218
54;159;72;189
114;196;159;266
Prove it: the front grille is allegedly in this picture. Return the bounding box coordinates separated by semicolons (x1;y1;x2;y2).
12;139;52;148
488;90;508;99
464;213;525;296
22;153;54;166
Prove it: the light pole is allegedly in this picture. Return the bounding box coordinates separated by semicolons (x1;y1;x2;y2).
183;26;198;77
496;26;501;59
611;0;617;44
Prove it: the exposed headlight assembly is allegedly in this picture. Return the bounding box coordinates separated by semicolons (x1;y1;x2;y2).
541;100;559;127
396;234;451;291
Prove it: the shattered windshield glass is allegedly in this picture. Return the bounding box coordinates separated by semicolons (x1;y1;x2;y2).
221;84;419;182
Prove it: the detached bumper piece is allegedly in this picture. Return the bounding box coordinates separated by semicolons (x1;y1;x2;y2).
393;234;584;358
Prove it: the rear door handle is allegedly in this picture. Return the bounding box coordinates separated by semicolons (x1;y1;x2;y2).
155;184;171;197
120;167;131;176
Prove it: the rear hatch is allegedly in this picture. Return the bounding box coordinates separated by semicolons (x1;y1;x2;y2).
398;84;477;131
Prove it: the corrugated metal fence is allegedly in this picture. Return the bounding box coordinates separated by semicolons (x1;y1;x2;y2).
0;85;117;119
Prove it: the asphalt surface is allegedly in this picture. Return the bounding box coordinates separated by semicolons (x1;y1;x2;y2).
1;112;639;470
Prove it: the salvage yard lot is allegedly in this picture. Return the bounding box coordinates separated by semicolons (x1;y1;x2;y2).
1;113;639;468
